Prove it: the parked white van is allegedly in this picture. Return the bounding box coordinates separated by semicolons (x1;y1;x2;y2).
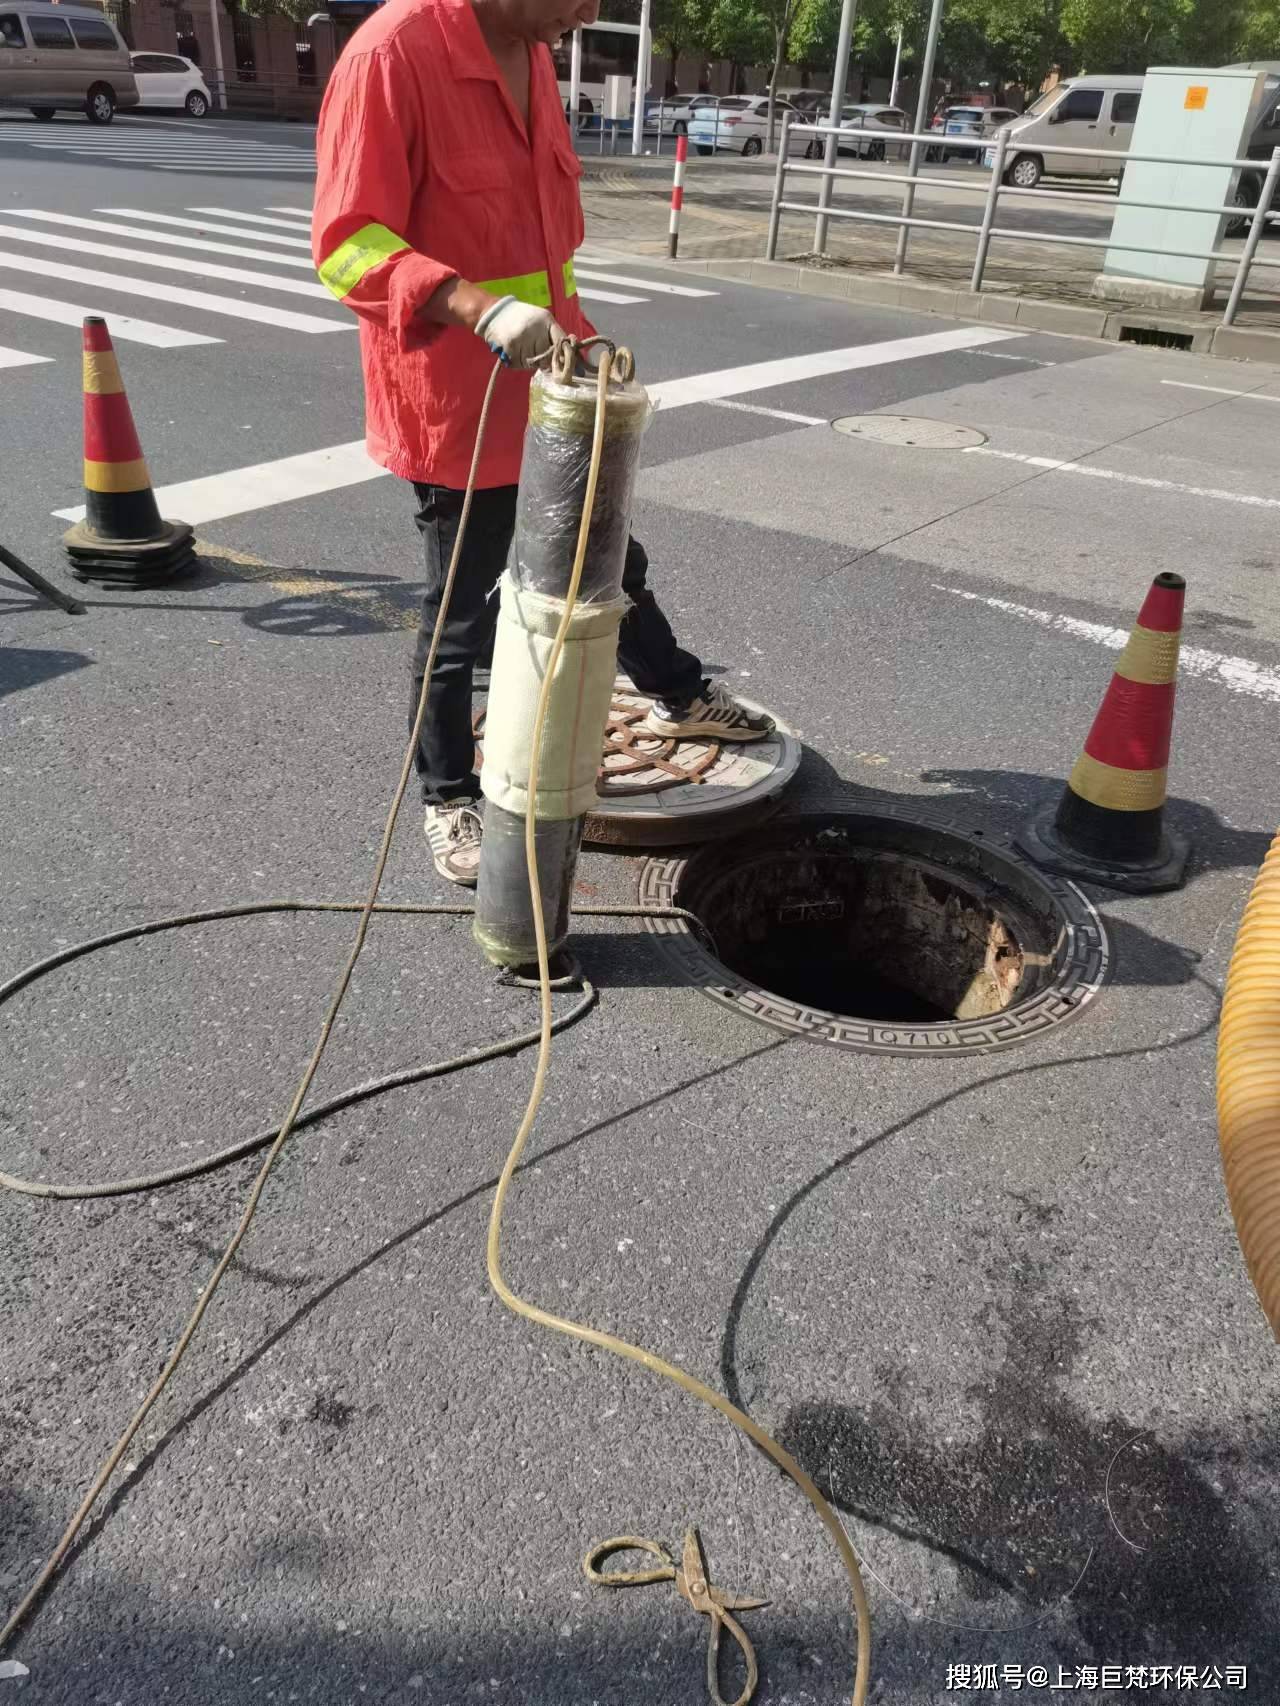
984;75;1144;188
0;0;138;124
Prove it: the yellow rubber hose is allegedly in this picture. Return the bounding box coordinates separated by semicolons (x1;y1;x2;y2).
0;363;505;1652
1217;828;1280;1341
4;345;875;1702
485;344;873;1706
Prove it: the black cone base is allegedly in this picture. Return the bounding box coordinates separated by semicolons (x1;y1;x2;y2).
63;518;197;588
1016;797;1189;894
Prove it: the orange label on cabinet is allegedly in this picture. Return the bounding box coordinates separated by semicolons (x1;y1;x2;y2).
1184;85;1209;110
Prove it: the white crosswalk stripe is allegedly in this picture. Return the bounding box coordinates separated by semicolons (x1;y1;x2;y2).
0;285;219;347
0;222;333;299
0;251;346;333
187;206;316;232
579;286;645;304
7;211;317;270
0;123;316;174
575;267;717;298
0;202;719;366
0;343;53;369
100;208;311;249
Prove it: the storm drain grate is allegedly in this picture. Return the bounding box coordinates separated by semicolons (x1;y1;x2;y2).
1118;325;1195;351
640;806;1109;1056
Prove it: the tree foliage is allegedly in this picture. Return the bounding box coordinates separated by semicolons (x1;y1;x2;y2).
234;0;324;22
1060;0;1192;71
665;0;1280;94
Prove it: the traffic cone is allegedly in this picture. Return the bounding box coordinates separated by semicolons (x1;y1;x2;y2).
62;317;195;585
1016;571;1189;893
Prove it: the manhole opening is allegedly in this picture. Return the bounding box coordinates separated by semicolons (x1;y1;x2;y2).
1118;325;1194;351
695;843;1044;1025
641;811;1110;1056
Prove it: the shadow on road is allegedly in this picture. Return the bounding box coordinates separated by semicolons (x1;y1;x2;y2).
0;645;92;699
712;961;1269;1662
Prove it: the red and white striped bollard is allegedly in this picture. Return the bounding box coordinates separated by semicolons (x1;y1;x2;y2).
668;133;687;260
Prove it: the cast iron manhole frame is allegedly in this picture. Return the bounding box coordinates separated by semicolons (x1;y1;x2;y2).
639;803;1110;1056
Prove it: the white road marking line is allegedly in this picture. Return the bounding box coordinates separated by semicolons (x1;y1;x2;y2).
102;208;311;247
578;286;646;305
54;440;385;526
967;348;1055;365
264;205;312;218
0;254;347;335
574;266;717;298
1160;379;1280;403
44;329;1018;526
0;343;52;369
0;285;219;347
0;222;327;298
187;206;317;229
155;166;316;175
648;326;1022;410
937;585;1280;706
28;143;312;157
11;209;314;267
26;148;314;173
965;445;1280;512
705;398;826;424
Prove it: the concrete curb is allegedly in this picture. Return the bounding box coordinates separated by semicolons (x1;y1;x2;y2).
670;256;1280;364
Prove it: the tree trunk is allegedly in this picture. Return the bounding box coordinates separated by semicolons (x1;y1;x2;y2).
766;24;785;152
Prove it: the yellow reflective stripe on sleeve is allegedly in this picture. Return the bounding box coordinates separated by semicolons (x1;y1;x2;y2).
562;258;577;297
318;222;410;300
477;268;552;308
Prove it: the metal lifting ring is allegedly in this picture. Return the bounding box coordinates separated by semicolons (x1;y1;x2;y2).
550;335;634;386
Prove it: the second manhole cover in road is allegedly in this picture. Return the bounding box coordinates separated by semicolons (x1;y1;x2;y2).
832;415;989;449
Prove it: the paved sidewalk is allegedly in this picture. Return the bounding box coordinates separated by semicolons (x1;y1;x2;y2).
580;156;1280;340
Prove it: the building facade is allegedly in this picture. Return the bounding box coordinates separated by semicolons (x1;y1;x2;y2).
103;0;375;118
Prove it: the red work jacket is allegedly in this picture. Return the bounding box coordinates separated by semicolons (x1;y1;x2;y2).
312;0;594;489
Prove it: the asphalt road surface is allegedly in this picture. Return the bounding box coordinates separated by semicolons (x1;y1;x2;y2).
2;115;1279;1706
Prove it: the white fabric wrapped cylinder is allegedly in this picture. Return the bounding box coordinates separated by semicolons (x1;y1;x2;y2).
474;356;651;969
479;577;626;822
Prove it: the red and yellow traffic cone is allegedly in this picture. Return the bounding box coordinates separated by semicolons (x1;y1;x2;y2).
62;316;195;585
1016;571;1189;892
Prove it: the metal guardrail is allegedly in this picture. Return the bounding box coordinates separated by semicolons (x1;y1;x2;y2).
767;116;1280;327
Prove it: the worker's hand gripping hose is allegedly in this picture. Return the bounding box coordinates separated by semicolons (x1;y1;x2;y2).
485;341;873;1706
1;342;873;1705
1217;828;1280;1340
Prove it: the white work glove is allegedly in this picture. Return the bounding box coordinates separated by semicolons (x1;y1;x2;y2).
474;294;564;369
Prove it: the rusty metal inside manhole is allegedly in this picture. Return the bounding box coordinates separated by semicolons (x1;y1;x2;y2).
831;415;988;449
640;809;1109;1055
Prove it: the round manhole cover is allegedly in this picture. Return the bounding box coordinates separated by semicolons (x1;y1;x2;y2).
474;681;801;849
831;415;988;449
640;806;1109;1056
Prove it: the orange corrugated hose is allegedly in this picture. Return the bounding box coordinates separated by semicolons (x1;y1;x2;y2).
1217;829;1280;1341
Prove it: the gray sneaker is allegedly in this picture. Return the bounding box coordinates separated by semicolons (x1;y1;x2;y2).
424;800;484;886
645;681;775;743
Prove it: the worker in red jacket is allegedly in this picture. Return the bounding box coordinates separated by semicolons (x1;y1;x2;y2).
313;0;772;885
